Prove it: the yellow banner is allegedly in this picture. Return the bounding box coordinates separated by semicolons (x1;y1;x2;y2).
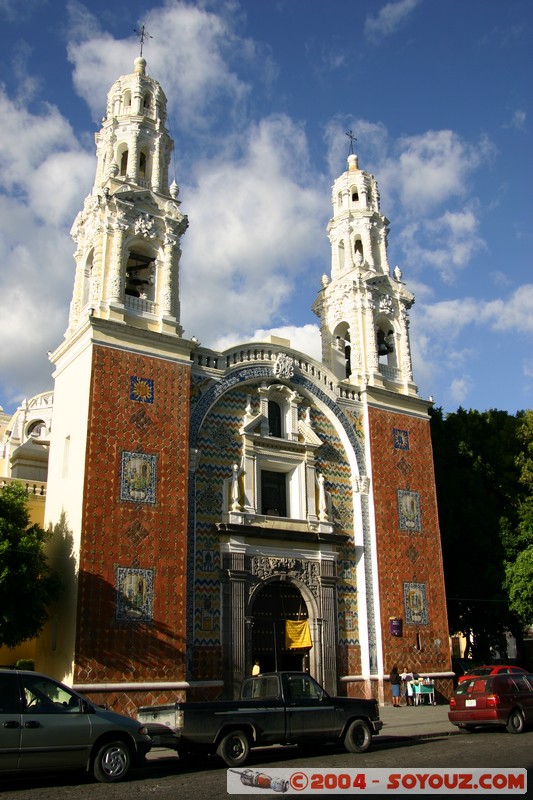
285;619;312;649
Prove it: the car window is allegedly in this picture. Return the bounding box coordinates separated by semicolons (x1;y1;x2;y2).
22;674;81;713
0;673;21;714
508;676;529;692
242;675;280;700
287;675;324;702
465;667;491;677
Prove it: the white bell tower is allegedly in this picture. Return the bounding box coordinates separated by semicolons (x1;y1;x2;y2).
313;151;418;396
67;56;188;339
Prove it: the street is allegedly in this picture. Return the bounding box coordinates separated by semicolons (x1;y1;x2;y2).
0;730;531;800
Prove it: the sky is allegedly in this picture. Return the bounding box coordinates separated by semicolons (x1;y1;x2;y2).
0;0;531;418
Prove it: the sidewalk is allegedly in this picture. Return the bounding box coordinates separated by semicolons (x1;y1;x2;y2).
378;701;458;740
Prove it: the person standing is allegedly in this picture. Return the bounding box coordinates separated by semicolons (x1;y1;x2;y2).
401;666;414;705
390;664;401;707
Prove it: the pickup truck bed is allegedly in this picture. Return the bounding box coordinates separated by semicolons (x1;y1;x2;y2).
138;671;382;766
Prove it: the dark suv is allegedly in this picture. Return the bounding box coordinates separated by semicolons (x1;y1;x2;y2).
448;673;533;734
0;669;152;782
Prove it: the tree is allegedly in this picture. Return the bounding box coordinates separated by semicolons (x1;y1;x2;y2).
430;407;523;660
506;546;533;626
504;410;533;626
0;481;62;648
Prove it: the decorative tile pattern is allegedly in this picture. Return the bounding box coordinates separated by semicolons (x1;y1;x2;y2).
130;406;153;433
393;428;410;450
116;567;154;622
120;451;157;504
397;489;421;531
124;520;150;547
130;376;154;403
403;581;429;625
396;456;412;476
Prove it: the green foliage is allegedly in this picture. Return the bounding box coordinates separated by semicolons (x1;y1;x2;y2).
14;658;34;670
0;482;63;648
430;406;525;660
506;546;533;626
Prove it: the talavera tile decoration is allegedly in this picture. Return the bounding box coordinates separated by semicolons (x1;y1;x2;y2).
403;581;429;625
120;451;157;504
393;428;410;450
130;375;154;403
116;567;154;621
397;489;421;531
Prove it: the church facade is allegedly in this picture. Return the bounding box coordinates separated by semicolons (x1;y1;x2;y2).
1;58;452;712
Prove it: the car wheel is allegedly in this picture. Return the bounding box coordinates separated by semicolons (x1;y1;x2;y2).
343;719;372;753
216;730;250;767
506;709;525;734
93;739;132;782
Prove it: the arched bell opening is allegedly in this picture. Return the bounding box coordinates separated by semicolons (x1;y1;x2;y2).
125;248;156;301
249;580;312;674
333;322;351;379
376;320;395;364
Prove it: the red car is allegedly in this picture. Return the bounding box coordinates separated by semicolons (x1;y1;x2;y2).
449;673;533;734
457;664;527;683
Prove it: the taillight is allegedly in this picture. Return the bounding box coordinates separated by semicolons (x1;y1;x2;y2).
486;694;500;707
449;697;456;709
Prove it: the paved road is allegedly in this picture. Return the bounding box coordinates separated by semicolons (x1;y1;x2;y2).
1;714;531;800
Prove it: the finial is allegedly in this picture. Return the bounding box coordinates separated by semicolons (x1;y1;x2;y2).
134;24;153;58
346;130;357;156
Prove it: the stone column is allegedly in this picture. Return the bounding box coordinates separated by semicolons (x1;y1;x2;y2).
320;565;338;695
222;552;248;698
106;218;128;303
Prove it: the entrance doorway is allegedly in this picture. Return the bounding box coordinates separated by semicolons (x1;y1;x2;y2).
250;581;310;673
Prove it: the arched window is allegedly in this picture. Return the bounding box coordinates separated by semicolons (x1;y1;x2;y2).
120;150;128;176
139;152;147;180
143;92;152;113
268;401;282;438
81;250;94;308
338;241;345;271
123;90;131;112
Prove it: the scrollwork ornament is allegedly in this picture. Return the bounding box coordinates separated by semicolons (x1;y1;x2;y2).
273;352;294;379
134;212;157;238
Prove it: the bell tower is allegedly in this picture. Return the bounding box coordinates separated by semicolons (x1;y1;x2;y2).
313;151;417;397
43;58;193;695
67;56;188;338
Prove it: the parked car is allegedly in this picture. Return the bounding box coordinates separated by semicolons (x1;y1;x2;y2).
457;664;527;683
138;670;383;766
0;669;152;782
448;673;533;733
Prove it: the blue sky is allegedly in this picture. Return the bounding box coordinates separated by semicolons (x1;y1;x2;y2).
0;0;531;417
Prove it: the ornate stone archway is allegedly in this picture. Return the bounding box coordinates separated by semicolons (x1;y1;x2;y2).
221;545;339;697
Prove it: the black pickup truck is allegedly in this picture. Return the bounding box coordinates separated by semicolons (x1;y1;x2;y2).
137;671;382;766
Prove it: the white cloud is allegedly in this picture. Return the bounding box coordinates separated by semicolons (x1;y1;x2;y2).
364;0;421;42
66;0;260;132
214;324;321;361
180;114;329;344
503;109;526;130
382;130;493;214
481;285;533;333
449;375;474;405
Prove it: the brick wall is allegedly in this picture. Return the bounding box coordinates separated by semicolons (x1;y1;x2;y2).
74;344;190;695
368;406;451;686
